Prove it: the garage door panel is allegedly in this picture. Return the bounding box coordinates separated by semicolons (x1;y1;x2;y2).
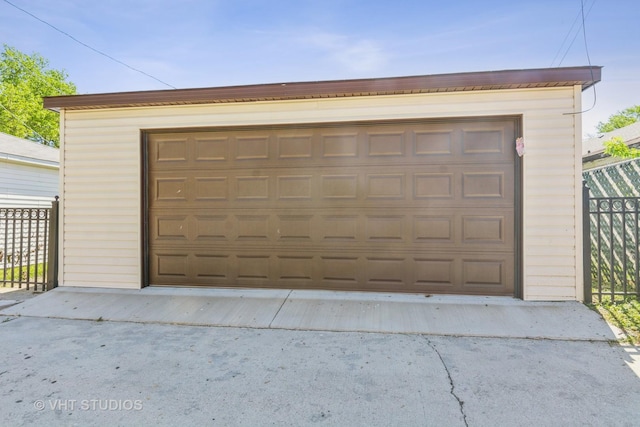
462;129;505;155
464;260;503;286
152;136;189;163
277;135;314;159
462;215;509;245
277;215;314;241
367;131;406;157
413;258;456;287
155;215;189;240
194;136;229;162
414;131;454;156
237;255;270;279
150;208;513;249
413;216;454;242
149;249;514;295
194;177;228;201
194;215;229;240
365;215;406;241
149;122;514;170
277;175;313;200
147;118;516;295
321;133;359;158
414;173;454;199
234;135;270;160
365;257;407;284
236;215;271;241
321;174;358;199
154;253;189;278
236;176;269;200
277;256;314;281
155;177;188;202
319;215;358;240
320;256;360;283
462;172;505;199
365;174;405;199
462;256;514;292
149;163;514;207
193;255;228;279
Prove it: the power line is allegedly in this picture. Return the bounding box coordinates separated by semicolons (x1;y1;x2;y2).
579;0;594;73
551;0;596;67
563;0;597;115
1;0;177;89
577;0;596;113
550;6;583;66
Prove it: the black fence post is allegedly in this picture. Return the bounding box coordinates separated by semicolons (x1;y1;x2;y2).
582;181;592;304
46;196;59;291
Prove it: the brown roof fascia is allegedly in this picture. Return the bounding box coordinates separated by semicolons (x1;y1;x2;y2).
44;66;601;111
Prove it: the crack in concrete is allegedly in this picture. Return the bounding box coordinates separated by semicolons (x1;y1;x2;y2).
422;336;469;427
268;290;292;328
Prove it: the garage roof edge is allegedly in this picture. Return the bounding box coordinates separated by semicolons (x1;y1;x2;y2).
44;66;602;111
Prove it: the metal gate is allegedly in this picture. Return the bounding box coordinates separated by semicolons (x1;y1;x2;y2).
584;183;640;302
0;197;59;292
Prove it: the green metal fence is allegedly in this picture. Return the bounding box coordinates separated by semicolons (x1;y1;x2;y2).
584;183;639;302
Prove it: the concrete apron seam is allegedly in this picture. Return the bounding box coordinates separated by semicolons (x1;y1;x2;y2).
0;310;619;344
420;335;469;427
268;289;292;328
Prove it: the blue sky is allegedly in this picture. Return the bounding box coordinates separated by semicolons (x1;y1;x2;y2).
1;0;638;136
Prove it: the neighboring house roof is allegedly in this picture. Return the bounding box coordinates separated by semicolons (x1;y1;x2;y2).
44;66;601;111
0;132;59;168
582;121;640;161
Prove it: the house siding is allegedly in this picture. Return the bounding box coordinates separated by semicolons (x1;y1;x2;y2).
59;86;582;300
0;160;58;208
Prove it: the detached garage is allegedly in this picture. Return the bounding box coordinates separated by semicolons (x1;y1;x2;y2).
45;66;601;301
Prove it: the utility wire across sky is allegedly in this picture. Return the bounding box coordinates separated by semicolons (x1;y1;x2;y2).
1;0;177;89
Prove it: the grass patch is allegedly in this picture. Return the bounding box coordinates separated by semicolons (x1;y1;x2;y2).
0;263;46;283
591;296;640;345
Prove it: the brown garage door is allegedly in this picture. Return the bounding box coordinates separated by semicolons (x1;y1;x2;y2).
146;118;516;295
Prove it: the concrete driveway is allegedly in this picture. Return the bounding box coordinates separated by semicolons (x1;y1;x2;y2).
1;287;639;426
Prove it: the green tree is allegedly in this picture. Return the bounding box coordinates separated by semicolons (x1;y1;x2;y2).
0;45;76;147
604;136;640;159
596;105;640;133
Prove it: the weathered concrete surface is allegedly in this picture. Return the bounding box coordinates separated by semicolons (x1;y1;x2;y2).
0;316;638;427
1;287;616;340
622;345;640;377
0;300;17;310
0;287;37;309
1;287;639;426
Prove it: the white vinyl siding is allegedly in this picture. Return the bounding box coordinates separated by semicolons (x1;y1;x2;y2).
59;86;582;300
0;160;58;208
